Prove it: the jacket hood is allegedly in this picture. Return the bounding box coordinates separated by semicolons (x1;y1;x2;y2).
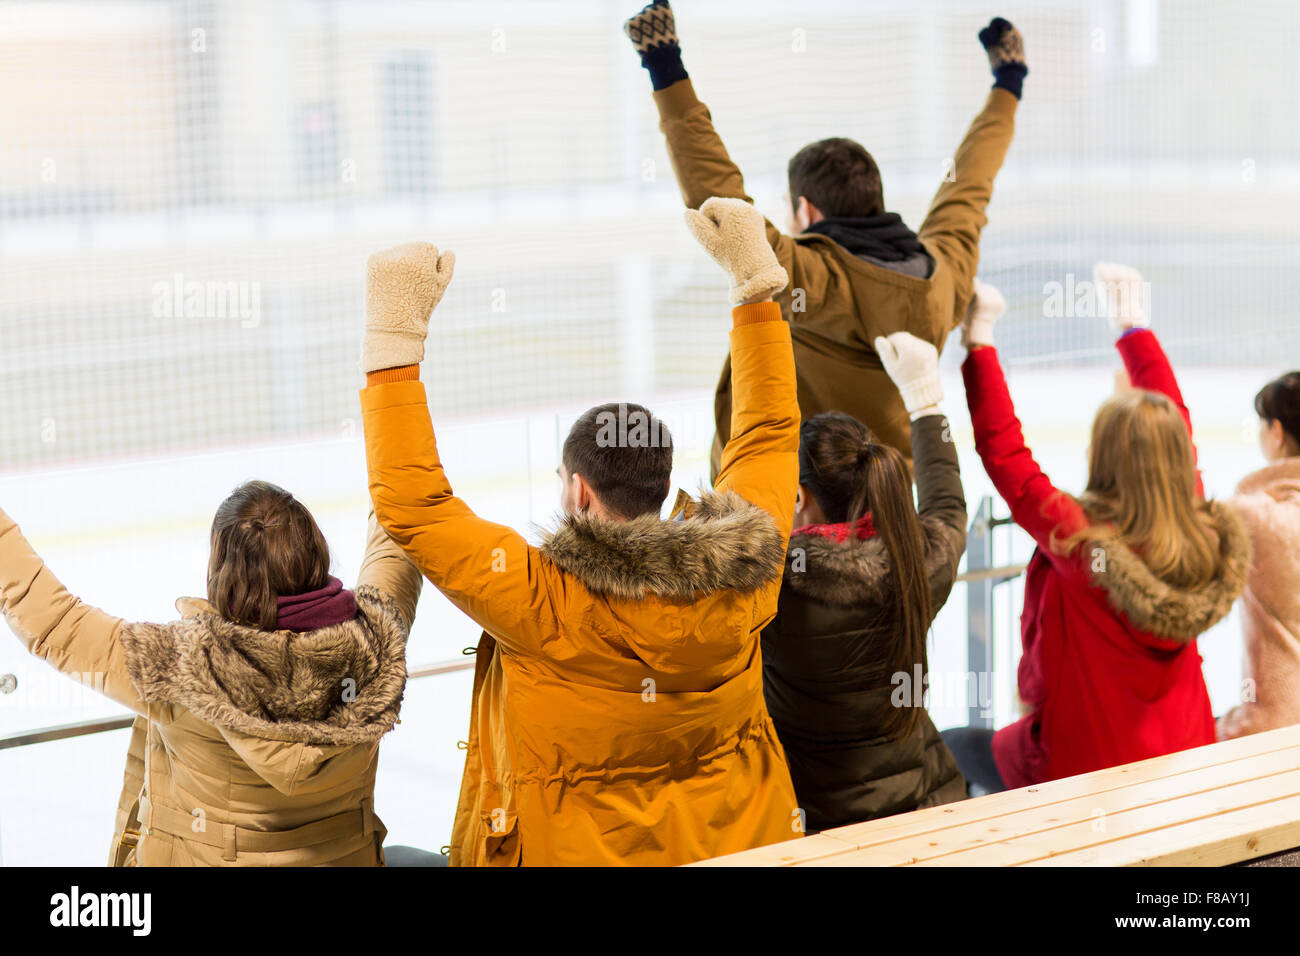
1085;499;1252;642
118;584;408;750
782;516;963;609
538;489;785;601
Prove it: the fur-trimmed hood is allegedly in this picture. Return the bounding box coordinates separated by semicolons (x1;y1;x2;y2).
1084;499;1252;642
118;584;408;749
538;489;785;601
781;516;964;609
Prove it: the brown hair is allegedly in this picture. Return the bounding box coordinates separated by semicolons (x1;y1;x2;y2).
788;137;884;219
562;402;673;519
1256;371;1300;449
799;411;931;740
207;481;331;629
1056;391;1220;589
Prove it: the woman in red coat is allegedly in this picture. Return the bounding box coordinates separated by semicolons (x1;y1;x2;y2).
947;264;1251;791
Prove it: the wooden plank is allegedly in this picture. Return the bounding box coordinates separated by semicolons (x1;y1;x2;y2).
803;744;1300;867
898;765;1300;867
1030;793;1300;867
700;725;1300;867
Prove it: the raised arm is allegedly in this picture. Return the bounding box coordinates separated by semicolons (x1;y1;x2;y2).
917;18;1024;308
359;243;555;655
874;331;969;607
355;511;423;632
624;3;804;287
0;506;144;714
959;282;1089;556
685;197;799;566
1096;261;1204;497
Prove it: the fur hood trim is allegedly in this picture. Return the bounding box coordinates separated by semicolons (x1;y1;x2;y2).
118;585;408;747
782;516;963;608
1085;499;1252;642
538;489;785;601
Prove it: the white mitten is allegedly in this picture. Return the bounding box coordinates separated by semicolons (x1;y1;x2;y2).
874;331;943;419
362;242;456;374
684;197;788;305
1093;261;1147;331
962;278;1005;349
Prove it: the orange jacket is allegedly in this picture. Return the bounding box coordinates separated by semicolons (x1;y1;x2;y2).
362;302;803;865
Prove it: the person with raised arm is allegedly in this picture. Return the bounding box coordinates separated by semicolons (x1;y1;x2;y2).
946;265;1251;792
761;330;969;829
0;486;422;865
625;2;1025;476
359;197;803;866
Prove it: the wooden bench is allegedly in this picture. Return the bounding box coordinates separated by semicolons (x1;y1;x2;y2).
697;723;1300;866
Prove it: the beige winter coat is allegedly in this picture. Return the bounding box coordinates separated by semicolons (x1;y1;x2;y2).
1218;458;1300;739
0;509;421;866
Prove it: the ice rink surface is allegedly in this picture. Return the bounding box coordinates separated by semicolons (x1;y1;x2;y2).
0;363;1267;864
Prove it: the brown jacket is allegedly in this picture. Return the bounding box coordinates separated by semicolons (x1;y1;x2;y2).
362;302;804;866
0;510;421;866
652;79;1019;475
1219;458;1300;739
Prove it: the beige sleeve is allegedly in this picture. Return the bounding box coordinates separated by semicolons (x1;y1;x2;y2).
0;507;144;714
356;510;423;631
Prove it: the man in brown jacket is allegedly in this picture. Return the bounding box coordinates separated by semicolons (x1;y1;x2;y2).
625;4;1027;475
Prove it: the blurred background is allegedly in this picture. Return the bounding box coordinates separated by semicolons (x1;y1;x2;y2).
1;0;1297;864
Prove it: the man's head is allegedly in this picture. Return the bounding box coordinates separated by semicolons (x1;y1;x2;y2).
786;137;884;233
560;402;673;521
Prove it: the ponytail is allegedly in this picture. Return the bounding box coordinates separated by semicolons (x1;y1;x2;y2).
799;412;932;740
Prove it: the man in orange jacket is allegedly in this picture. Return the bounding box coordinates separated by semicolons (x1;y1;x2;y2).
359;197;803;866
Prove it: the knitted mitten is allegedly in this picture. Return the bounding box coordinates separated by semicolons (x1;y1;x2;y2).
1093;262;1148;332
684;197;788;305
962;279;1006;350
362;242;455;374
874;332;944;420
979;17;1028;99
624;1;688;91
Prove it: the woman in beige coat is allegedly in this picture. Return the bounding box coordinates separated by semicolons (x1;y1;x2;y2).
1219;373;1300;739
0;480;421;865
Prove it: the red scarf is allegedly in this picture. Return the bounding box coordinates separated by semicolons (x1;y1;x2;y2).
791;514;877;543
275;576;358;633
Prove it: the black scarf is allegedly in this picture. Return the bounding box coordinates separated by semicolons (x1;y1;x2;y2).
804;213;928;263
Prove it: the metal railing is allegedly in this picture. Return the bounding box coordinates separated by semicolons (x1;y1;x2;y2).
1;496;1026;752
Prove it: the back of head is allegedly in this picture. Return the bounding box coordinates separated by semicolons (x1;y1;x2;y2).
799;411;930;739
208;480;331;629
787;137;884;219
1256;371;1300;449
1065;390;1218;589
562;402;673;520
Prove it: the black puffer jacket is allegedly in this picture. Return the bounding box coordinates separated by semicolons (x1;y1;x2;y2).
761;414;968;832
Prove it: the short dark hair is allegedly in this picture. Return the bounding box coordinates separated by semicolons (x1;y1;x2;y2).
1256;371;1300;447
562;402;673;519
208;481;331;629
788;137;884;219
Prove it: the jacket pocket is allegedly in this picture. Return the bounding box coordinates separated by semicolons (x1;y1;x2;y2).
481;809;521;867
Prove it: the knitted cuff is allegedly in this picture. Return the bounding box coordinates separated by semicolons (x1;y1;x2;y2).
992;63;1027;99
643;43;688;92
909;404;944;422
366;365;420;386
731;301;783;327
898;378;944;415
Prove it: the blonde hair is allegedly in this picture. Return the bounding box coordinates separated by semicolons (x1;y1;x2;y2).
1054;390;1220;589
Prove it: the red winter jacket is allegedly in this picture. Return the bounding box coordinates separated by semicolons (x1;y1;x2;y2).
962;330;1250;788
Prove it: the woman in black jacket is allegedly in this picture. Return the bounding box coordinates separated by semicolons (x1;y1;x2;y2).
762;330;968;832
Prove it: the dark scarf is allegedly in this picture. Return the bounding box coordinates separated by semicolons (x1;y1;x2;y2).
804;213;928;263
276;575;358;633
